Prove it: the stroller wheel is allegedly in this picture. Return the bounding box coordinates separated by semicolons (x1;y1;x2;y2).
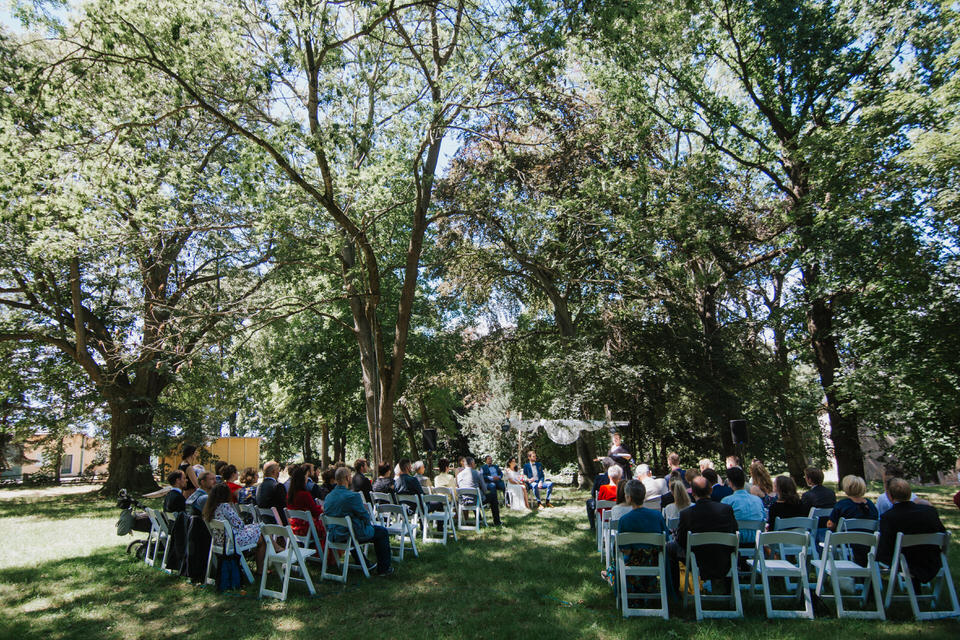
127;539;147;559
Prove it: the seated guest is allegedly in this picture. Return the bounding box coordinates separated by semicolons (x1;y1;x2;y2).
303;463;323;500
237;467;258;504
455;456;467;476
222;464;241;500
457;456;502;526
203;483;266;576
178;444;201;498
725;456;751;490
351;458;374;503
800;466;836;510
395;459;425;495
703;468;732;502
433;458;457;491
667;475;738;597
318;468;337;501
523;450;555;507
587;457;614;530
413;461;433;489
749;461;777;509
721;466;766;545
602;479;669;590
481;455;505;495
504;457;530;511
287;465;325;538
662;478;691;524
185;470;216;516
636;464;668;508
878;478;946;587
371;463;397;501
766;475;809;530
698;458;714;472
596;464;623;513
827;475;878;530
164;470;187;515
323;467;394;576
256;461;288;525
282;463;301;493
877;464;919;516
214;460;228;483
683;468;702;496
667;452;687;486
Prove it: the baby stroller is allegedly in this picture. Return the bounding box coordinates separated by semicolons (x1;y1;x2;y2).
116;489;153;559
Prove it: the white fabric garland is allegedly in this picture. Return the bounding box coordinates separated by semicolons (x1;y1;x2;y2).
507;418;628;446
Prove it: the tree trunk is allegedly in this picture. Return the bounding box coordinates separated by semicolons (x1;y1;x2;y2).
699;284;738;457
102;397;158;494
302;424;314;464
400;403;420;461
321;420;330;468
803;268;864;479
418;396;434;477
575;433;596;489
772;322;808;484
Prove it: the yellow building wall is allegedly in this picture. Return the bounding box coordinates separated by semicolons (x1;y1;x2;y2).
20;434;107;477
159;437;261;475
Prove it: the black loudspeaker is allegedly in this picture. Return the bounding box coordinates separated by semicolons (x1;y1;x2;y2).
730;419;748;445
422;428;438;451
501;421;511;434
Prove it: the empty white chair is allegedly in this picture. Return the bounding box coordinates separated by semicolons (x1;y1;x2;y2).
614;532;669;619
884;531;960;620
812;531;885;619
143;507;170;571
456;487;487;531
259;524;316;601
320;514;372;582
595;500;616;552
683;532;743;620
285;508;325;563
204;518;256;586
375;503;420;560
422;494;458;544
775;515;819;588
748;531;814;619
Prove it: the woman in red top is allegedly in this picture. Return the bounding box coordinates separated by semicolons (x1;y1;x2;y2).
287;466;325;539
596;465;623;511
222;464;242;501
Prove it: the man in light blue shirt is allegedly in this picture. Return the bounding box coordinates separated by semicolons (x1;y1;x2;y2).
323;467;393;576
721;466;766;544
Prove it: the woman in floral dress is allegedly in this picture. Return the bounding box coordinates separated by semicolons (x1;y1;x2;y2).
203;483;266;576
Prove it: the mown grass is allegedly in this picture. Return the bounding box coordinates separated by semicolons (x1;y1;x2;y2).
1;484;958;639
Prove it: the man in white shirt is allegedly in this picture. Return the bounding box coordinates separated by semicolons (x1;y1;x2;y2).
636;464;668;509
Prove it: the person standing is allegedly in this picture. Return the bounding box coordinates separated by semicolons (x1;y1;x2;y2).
523;450;555;507
608;431;633;480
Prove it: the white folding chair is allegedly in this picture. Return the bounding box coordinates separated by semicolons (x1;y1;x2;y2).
809;506;832;551
604;505;631;568
683;532;743;620
736;519;765;592
204;518;256;586
371;491;396;506
433;486;456;507
422;494;458;544
595;500;616;552
285;508;325;563
143;507;169;570
748;531;814;619
256;506;284;525
396;494;425;534
259;524;316;600
320;514;372;582
456;487;487;531
375;503;420;560
884;531;960;620
239;503;260;524
813;531;885;619
837;518;879;563
614;532;669;619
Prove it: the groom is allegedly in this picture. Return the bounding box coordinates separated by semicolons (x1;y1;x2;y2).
523;450;554;508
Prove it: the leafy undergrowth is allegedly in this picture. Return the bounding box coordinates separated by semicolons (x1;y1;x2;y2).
1;486;958;639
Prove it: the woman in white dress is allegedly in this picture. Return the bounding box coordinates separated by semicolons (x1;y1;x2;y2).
504;457;530;511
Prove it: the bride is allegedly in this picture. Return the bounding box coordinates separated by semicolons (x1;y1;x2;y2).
504;457;530;511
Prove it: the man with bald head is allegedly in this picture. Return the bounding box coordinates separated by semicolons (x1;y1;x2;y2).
256;460;288;525
666;474;738;597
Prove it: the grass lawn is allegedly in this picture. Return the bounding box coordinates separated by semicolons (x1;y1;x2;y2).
1;483;958;639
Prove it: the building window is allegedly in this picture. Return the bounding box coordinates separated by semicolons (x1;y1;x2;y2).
60;454;73;475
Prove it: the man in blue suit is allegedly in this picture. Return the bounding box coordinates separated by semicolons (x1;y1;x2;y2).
523;450;554;507
481;455;506;498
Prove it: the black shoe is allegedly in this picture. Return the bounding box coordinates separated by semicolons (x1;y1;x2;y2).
377;566;395;577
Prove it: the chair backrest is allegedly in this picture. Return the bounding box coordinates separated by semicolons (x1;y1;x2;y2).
433;487;455;502
757;530;809;549
397;494;423;513
823;530;878;557
144;507;162;533
596;500;616;510
737;519;764;533
774;516;816;532
206;518;233;554
898;531;950;554
285;508;315;539
422;494;450;510
688;531;739;549
837;517;879;533
321;513;356;546
666;517;679;531
257;506;279;524
457;487;483;504
616;532;666;548
371;491;395;504
809;507;832;519
376;503;411;527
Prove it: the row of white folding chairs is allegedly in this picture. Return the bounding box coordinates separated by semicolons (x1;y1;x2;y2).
369;487;486;535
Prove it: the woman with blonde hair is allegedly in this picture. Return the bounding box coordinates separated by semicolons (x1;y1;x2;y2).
661;479;691;523
826;475;878;530
749;460;777;509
